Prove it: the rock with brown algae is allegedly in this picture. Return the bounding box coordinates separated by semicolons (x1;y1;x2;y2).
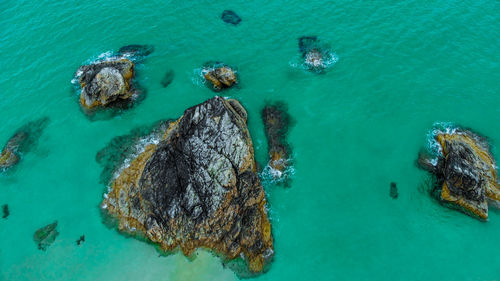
100;97;273;274
77;59;135;110
74;45;153;114
202;62;237;91
418;127;500;220
0;117;49;172
261;102;293;185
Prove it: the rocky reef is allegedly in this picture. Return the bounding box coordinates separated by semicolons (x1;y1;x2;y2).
261;102;293;185
100;97;273;274
34;221;59;250
0;117;50;171
298;36;334;73
418;127;500;220
202;62;237;91
221;10;241;25
74;45;152;114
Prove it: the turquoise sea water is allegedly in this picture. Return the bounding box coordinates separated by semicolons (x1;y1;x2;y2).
1;0;499;280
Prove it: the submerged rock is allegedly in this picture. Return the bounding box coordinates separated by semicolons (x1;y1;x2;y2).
101;97;273;274
34;221;59;250
298;36;331;73
0;117;49;171
76;235;85;246
390;182;398;199
261;102;293;185
221;10;241;25
418;127;500;220
118;44;155;58
202;62;237;91
77;59;135;110
161;69;175;88
2;204;9;219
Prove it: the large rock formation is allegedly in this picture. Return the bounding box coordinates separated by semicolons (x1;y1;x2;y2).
100;97;273;273
0;117;49;171
418;128;500;220
261;102;293;185
202;62;237;91
77;59;135;110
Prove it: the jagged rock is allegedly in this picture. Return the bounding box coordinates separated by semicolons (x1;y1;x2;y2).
101;97;273;274
261;102;293;185
118;44;155;58
418;128;500;220
2;204;9;219
202;62;237;91
390;182;398;199
77;59;135;110
34;221;59;250
0;117;49;171
298;36;329;72
161;69;175;88
221;10;241;25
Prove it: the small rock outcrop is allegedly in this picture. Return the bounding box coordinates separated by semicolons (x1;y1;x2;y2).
34;221;59;250
74;45;153;113
221;10;241;25
298;36;332;73
77;59;135;110
202;62;237;91
418;127;500;220
261;102;293;185
100;97;273;274
0;117;49;171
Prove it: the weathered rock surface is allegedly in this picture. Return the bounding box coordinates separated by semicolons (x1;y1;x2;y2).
101;97;273;273
202;62;237;91
221;10;242;25
77;59;135;110
0;117;49;171
298;36;329;72
34;221;59;250
262;102;293;185
418;128;500;220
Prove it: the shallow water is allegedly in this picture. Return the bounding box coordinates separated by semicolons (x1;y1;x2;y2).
1;0;499;280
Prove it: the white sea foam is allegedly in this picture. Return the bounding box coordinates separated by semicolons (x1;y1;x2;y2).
289;51;338;72
259;158;295;186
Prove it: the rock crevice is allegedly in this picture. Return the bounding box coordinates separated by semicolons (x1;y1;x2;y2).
101;97;273;273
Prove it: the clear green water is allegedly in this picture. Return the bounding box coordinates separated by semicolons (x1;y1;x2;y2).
1;0;499;280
